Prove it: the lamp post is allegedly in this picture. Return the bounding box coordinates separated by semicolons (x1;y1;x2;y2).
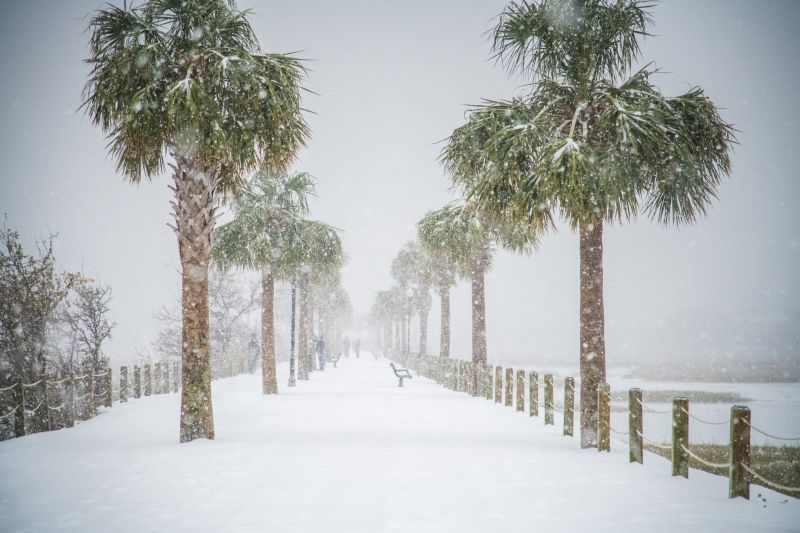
288;273;297;388
406;288;413;356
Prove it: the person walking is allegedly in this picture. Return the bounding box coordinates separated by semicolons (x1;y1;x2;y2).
247;334;260;374
354;339;360;359
317;336;327;371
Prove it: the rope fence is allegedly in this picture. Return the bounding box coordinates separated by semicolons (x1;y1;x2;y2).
680;444;729;470
1;355;255;442
740;463;800;493
637;430;672;451
681;407;728;426
402;352;800;502
742;419;800;442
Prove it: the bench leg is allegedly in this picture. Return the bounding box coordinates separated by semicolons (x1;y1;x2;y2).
398;377;404;387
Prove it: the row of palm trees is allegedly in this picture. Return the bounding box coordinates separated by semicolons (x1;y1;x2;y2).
212;170;347;393
374;0;735;449
83;0;348;441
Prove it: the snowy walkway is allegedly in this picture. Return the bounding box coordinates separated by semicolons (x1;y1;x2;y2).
1;354;798;532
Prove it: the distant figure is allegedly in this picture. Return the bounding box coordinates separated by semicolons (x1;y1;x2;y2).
316;336;327;371
342;336;351;358
247;334;260;374
354;339;361;358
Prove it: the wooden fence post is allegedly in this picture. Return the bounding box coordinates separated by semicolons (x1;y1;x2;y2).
672;397;689;478
14;378;25;437
598;383;610;452
144;364;151;397
505;367;513;407
162;363;169;394
173;362;180;393
88;370;96;418
42;372;52;432
65;372;75;429
475;363;483;397
495;366;503;403
105;369;112;407
133;365;141;399
486;364;493;400
469;362;480;396
450;360;457;390
120;366;128;403
629;388;643;464
729;405;751;499
564;377;575;436
154;363;162;395
529;371;539;417
516;370;525;412
544;373;554;425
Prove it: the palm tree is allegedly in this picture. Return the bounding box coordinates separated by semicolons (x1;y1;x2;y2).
289;220;344;380
418;213;463;359
390;242;434;356
371;290;395;353
212;170;315;394
414;203;493;366
442;0;735;447
84;0;308;441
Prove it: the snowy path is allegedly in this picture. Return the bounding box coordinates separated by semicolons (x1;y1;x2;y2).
1;354;798;532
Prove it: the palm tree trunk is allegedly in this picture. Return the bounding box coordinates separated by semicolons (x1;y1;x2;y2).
170;154;215;443
439;284;450;358
297;271;309;380
471;256;487;365
401;317;408;355
261;269;278;394
418;307;429;357
579;219;606;449
308;300;315;372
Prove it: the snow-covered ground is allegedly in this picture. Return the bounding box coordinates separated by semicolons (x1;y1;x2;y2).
1;354;798;532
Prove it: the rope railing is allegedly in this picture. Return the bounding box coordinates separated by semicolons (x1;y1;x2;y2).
742;419;800;441
679;444;729;470
23;400;44;416
609;425;629;436
636;397;671;415
0;361;227;442
740;463;800;493
637;430;672;451
680;407;728;426
0;405;20;420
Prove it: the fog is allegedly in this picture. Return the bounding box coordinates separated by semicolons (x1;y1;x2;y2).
1;0;798;372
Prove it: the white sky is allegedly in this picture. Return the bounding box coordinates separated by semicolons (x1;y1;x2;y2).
1;0;798;368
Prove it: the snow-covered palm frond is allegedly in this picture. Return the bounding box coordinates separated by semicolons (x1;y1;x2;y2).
83;0;309;190
491;0;653;85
